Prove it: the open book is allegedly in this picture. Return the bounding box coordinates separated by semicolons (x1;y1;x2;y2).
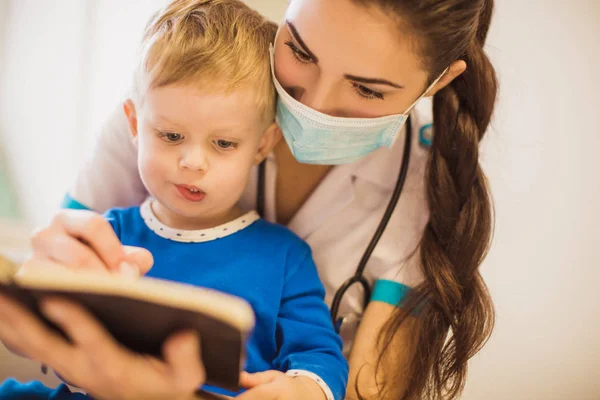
0;254;254;395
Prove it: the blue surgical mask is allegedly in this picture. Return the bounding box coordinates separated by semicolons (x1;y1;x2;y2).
269;45;447;165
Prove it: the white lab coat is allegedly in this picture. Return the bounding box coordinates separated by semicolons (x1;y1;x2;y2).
70;99;433;344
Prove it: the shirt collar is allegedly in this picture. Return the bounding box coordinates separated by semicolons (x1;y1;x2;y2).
140;198;260;243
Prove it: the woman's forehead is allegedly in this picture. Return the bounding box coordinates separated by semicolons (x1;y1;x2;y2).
284;0;425;82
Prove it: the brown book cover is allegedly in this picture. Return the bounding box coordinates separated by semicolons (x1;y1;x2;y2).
0;255;254;396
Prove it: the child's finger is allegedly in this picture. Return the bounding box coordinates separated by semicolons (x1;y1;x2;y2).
239;370;283;388
234;382;277;400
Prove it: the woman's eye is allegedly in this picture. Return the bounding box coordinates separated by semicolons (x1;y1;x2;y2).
284;41;313;64
214;139;237;150
159;132;183;143
352;82;384;100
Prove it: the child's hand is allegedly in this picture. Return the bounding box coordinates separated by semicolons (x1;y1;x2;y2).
237;371;327;400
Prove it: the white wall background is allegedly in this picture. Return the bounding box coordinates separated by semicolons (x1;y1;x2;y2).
468;1;600;399
0;0;599;399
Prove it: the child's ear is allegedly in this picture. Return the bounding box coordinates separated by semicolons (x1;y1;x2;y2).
254;122;282;165
123;99;139;145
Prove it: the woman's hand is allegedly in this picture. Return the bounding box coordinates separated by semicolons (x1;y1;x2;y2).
0;294;206;400
31;209;153;276
236;371;326;400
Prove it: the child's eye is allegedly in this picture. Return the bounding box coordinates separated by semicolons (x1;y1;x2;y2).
351;82;384;100
284;41;313;64
158;132;184;143
214;139;237;150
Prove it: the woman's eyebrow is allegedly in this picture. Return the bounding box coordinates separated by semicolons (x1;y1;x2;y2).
344;74;405;89
285;20;319;62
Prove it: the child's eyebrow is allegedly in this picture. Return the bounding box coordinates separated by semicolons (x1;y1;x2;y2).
210;127;248;138
153;114;186;129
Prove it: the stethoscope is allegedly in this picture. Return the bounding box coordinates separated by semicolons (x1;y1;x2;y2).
256;117;413;335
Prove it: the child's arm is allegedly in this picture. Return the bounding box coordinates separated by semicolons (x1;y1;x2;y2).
268;244;349;400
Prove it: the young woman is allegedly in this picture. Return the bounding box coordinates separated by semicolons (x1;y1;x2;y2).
0;0;497;398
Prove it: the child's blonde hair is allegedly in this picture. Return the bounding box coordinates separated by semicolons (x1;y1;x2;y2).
134;0;277;125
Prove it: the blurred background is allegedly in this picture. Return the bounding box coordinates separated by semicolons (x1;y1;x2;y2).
0;0;599;398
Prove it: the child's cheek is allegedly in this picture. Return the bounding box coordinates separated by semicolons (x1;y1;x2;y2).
138;141;170;184
220;158;253;198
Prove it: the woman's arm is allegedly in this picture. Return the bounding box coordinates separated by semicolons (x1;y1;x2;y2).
346;301;418;400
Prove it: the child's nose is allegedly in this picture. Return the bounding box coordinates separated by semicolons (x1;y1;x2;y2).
179;146;208;172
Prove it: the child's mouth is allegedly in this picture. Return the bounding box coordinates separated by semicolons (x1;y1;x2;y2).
175;184;206;202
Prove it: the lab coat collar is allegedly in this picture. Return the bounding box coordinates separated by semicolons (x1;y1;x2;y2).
352;125;408;192
352;106;431;192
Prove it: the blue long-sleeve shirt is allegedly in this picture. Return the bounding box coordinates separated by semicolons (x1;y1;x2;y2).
104;205;348;399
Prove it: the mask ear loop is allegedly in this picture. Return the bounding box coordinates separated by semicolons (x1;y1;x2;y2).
402;67;450;115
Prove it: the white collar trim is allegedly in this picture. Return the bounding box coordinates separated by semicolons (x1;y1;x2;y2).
140;198;260;243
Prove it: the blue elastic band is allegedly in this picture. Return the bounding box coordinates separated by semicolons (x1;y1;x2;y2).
370;279;411;307
61;194;91;210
